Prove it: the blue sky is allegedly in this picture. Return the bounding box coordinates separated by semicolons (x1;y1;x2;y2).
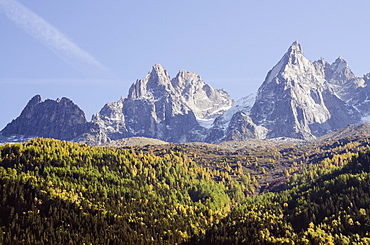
1;0;370;129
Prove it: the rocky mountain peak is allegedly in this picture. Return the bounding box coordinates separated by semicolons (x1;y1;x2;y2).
330;57;351;74
284;41;307;68
128;63;173;100
18;95;42;119
86;64;234;144
28;94;42;105
264;41;313;84
326;57;355;85
171;70;201;89
250;42;360;140
1;95;88;140
149;63;171;86
287;40;304;55
284;41;313;72
171;69;233;122
313;58;330;78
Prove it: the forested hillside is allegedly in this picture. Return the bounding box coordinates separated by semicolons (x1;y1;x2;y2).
1;138;370;244
0;138;242;244
190;149;370;244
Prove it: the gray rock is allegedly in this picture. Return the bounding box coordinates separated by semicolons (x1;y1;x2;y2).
86;64;232;144
250;41;334;139
223;112;267;142
219;41;361;141
1;95;88;140
3;42;370;144
171;69;233;121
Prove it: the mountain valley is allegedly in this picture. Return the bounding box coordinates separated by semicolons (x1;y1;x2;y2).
2;42;370;243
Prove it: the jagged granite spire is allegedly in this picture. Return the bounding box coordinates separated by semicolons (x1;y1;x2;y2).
264;41;309;83
88;64;233;144
171;69;233;122
128;63;172;100
289;40;303;53
250;42;359;139
326;57;356;86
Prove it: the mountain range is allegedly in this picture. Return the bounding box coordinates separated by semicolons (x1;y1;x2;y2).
2;41;370;145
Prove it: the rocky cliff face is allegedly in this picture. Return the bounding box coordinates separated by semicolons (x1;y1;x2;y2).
222;112;267;142
205;93;264;143
210;41;363;142
87;64;233;144
122;64;198;143
249;41;360;139
171;70;233;126
1;95;88;140
321;58;370;121
352;73;370;120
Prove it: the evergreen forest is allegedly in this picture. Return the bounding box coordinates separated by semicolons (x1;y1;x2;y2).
1;137;370;244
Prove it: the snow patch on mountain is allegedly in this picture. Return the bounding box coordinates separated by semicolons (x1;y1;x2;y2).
216;93;256;128
197;119;214;128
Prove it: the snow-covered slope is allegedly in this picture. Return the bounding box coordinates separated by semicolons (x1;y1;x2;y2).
207;93;255;131
204;93;263;143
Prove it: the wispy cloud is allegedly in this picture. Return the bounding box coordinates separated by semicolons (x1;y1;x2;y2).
0;0;113;78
